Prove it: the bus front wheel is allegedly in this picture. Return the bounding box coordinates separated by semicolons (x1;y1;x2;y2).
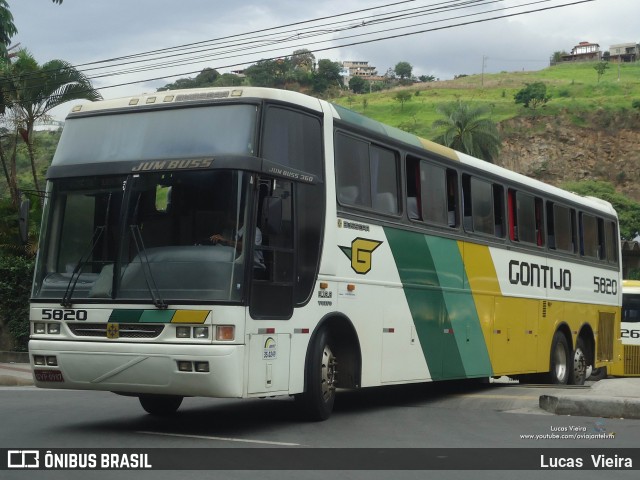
548;332;570;385
139;394;183;416
297;328;337;421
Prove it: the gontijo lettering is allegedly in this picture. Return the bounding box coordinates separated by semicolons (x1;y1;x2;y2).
508;260;571;291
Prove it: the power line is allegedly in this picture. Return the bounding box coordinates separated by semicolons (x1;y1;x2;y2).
91;0;596;88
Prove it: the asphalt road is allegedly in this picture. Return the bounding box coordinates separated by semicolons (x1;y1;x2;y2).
1;381;640;480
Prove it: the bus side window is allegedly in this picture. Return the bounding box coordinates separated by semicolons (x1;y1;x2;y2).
605;220;618;264
462;174;495;236
509;190;544;246
580;213;598;259
420;161;447;225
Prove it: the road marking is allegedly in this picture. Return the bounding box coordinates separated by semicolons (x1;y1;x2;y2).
137;431;301;446
459;394;538;400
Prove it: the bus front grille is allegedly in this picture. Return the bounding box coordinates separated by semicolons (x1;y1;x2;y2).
624;345;640;376
68;323;164;339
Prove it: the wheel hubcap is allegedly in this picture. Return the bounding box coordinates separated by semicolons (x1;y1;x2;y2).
553;342;567;382
573;348;587;382
320;345;337;402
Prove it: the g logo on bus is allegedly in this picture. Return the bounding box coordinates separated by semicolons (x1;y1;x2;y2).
339;238;383;275
106;323;119;339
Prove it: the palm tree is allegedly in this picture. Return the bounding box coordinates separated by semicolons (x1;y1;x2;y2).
432;100;501;163
2;50;102;199
0;0;18;59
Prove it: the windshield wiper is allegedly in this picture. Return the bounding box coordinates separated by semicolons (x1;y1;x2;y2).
61;226;105;308
129;224;168;309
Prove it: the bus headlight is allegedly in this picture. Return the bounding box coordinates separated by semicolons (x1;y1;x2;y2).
47;323;60;335
193;327;209;339
34;323;46;334
176;326;191;338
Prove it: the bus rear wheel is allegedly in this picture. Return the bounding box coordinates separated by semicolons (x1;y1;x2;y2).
297;328;337;421
569;337;588;386
139;394;183;416
547;331;570;385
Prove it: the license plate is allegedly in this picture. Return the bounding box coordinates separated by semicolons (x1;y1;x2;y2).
34;369;64;382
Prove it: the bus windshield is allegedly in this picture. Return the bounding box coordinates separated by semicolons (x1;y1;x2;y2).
33;170;252;304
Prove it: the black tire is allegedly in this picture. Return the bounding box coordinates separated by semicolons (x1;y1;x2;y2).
139;394;183;416
297;328;337;421
569;337;588;386
547;331;570;385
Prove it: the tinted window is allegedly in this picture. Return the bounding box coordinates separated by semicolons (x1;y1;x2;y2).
581;213;599;258
262;106;323;177
335;132;398;215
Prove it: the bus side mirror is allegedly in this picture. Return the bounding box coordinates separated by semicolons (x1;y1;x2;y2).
19;198;30;244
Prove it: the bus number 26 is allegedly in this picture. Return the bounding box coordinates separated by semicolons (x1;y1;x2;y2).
621;329;640;339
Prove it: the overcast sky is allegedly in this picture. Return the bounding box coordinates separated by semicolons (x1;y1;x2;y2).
7;0;639;118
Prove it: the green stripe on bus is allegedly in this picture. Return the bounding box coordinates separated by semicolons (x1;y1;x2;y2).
109;310;144;323
385;228;492;380
109;310;175;323
139;310;176;323
425;236;493;378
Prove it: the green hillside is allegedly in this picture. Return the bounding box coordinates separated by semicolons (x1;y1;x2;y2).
333;61;640;139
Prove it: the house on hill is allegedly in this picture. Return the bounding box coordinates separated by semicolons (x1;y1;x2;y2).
561;41;602;62
609;43;640;62
341;61;385;86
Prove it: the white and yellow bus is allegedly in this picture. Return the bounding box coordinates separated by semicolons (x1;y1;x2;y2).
29;87;621;420
609;280;640;377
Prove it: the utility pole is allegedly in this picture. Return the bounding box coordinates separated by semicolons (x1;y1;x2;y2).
481;55;487;88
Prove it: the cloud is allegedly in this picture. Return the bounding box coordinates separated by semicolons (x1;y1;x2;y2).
7;0;639;104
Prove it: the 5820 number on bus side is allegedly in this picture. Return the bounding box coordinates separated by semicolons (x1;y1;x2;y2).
593;276;617;295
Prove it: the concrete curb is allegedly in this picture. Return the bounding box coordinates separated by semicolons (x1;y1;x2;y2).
0;352;29;363
0;375;34;387
540;394;640;419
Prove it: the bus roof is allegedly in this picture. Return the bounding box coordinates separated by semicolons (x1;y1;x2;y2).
623;280;640;293
67;87;616;217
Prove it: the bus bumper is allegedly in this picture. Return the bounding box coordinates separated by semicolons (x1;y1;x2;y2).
28;339;245;398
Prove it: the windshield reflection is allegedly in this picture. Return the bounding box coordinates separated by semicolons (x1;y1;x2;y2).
33;171;251;304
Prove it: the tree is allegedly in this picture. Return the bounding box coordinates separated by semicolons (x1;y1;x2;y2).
394;90;412;111
194;67;220;85
514;82;550;109
245;58;291;88
312;59;342;94
594;61;609;83
432;100;501;163
550;50;567;65
290;49;315;72
0;0;18;58
348;76;368;94
419;74;436;82
394;61;413;85
1;50;101;201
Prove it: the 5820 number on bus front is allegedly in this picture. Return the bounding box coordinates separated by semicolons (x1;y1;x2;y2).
41;308;88;321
